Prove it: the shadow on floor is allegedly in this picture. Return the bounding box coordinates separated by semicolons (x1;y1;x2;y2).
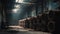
0;30;31;34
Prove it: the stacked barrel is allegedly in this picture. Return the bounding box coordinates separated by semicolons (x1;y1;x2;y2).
19;10;60;33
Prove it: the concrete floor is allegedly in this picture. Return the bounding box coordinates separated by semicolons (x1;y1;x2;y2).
0;26;51;34
0;31;51;34
0;29;51;34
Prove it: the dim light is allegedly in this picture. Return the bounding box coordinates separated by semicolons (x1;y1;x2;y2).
12;9;19;13
16;0;24;3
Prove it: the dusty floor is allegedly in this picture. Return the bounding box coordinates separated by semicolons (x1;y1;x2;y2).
0;29;51;34
0;31;51;34
0;26;51;34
